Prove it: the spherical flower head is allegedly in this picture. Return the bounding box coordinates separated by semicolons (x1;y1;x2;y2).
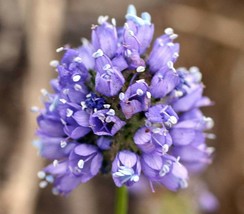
34;4;214;195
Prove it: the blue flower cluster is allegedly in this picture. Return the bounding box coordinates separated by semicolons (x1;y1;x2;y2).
34;5;214;195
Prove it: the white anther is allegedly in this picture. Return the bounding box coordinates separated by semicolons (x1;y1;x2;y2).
124;23;129;29
167;42;174;47
60;140;67;148
66;108;73;117
190;66;202;82
46;175;54;183
98;15;109;25
49;60;59;67
72;75;81;82
74;57;82;63
204;117;214;129
131;175;139;182
56;47;64;52
105;116;113;123
81;37;89;45
103;64;111;70
92;49;104;58
146;91;151;99
40;88;48;96
119;92;125;100
103;104;111;109
125;49;132;57
206;147;215;155
169;116;177;125
164;27;174;35
170;34;178;40
86;93;91;98
162;144;169;154
167;61;174;69
74;84;82;91
59;98;67;104
31;106;39;113
37;171;46;179
205;133;216;139
180;179;188;188
39;181;48;188
175;90;183;97
53;160;59;167
106;109;115;116
173;52;179;58
136;88;144;96
152;128;161;134
136;66;145;73
111;18;116;26
52;188;59;195
136;79;145;83
63;88;69;95
80;101;87;110
78;159;85;169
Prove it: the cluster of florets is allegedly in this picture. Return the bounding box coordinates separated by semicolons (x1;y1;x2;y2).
34;5;214;195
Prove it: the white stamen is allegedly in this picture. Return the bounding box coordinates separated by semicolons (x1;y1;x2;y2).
129;30;134;36
40;88;48;96
111;18;116;26
167;61;174;69
125;49;132;57
59;98;66;104
39;181;48;188
31;106;39;113
66;109;73;117
146;91;151;99
175;90;184;97
131;175;139;182
162;144;169;154
81;37;89;45
103;64;111;70
53;160;58;167
92;49;104;58
60;118;66;125
86;93;91;98
136;89;144;96
164;27;174;35
52;188;59;195
136;79;145;83
56;47;64;52
72;75;81;82
37;171;46;179
136;66;145;73
46;175;54;183
81;101;87;110
170;34;178;40
77;159;85;169
179;179;188;188
119;92;125;100
74;84;82;91
103;104;111;109
205;133;216;139
74;57;82;63
63;88;69;95
167;42;174;47
169;116;177;125
190;66;202;82
206;147;215;154
106;109;115;116
49;60;59;67
105;116;113;123
173;52;179;58
60;140;67;148
98;15;109;25
204;117;214;129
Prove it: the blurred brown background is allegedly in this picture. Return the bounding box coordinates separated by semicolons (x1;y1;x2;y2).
0;0;244;214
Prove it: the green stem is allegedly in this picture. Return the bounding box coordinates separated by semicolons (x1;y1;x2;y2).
115;186;128;214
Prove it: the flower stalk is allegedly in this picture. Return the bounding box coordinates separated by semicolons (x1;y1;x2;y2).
115;186;128;214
